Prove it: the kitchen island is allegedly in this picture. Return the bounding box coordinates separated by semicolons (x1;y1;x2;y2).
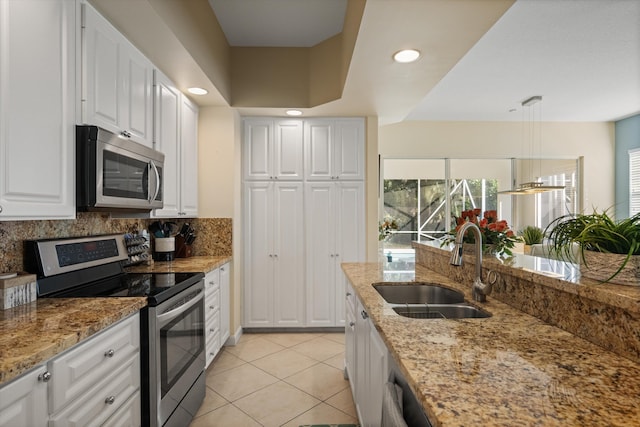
342;252;640;426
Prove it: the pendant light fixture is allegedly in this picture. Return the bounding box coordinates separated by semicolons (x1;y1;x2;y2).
499;96;565;195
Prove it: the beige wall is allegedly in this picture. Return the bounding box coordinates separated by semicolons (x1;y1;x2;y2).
198;106;243;338
378;121;615;214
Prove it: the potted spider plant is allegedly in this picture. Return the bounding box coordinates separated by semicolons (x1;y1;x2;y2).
519;226;544;254
545;210;640;285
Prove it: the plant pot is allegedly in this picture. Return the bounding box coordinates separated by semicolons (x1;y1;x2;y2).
580;251;640;285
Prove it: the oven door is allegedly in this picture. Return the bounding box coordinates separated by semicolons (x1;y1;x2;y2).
148;281;205;427
96;139;163;210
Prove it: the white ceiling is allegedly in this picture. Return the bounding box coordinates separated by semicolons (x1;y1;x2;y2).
208;0;640;123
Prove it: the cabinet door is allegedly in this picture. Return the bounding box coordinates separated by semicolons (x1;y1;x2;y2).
179;95;199;217
219;263;231;344
334;119;365;180
243;119;273;180
344;283;356;390
334;182;365;325
305;182;336;326
121;44;153;147
273;183;305;326
49;314;140;413
152;70;180;218
0;0;75;220
273;120;304;180
82;3;120;132
0;365;48;427
354;298;368;424
243;182;274;326
367;325;389;427
304;120;334;180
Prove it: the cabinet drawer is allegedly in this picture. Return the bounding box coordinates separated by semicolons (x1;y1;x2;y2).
102;389;141;427
49;353;140;427
205;269;220;295
205;288;220;314
206;308;220;337
206;330;221;362
49;314;140;412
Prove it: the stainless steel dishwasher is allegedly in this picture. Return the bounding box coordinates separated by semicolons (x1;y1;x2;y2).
387;356;432;427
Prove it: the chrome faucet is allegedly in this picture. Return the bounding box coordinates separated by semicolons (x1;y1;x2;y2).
449;222;492;302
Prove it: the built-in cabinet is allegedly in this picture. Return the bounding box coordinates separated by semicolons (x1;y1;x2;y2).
204;263;231;367
243;181;305;327
0;314;141;427
152;70;199;218
346;282;388;427
0;0;76;220
306;181;364;326
81;3;154;147
243;117;365;328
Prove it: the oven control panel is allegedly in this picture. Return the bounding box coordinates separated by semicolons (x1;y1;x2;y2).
27;235;128;277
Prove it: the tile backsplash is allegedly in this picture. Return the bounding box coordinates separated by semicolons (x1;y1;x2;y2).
0;213;232;274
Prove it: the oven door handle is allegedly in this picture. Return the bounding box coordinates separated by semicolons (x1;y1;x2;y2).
157;289;203;326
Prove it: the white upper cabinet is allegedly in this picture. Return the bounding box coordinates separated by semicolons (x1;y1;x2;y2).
152;70;199;218
305;118;365;181
82;3;153;147
179;95;199;217
0;0;76;220
243;119;304;181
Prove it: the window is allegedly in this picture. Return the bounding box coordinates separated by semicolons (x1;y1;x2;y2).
630;149;640;216
382;158;511;249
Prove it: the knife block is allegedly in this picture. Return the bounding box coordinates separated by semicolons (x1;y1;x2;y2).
175;235;193;258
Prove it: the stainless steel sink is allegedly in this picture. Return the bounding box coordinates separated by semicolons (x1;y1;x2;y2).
392;304;491;319
373;283;465;304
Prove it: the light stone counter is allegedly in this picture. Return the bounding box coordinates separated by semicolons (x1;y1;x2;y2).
342;261;640;427
0;298;146;385
126;255;231;274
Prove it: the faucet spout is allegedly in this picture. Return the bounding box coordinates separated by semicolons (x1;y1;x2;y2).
448;222;492;302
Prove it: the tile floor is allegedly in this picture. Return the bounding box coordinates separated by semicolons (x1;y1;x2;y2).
190;332;358;427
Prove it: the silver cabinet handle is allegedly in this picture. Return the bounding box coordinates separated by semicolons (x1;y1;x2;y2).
209;305;215;310
361;310;368;319
105;396;115;405
221;267;225;271
38;371;51;382
104;349;115;358
349;322;355;327
330;254;335;258
0;205;3;213
346;292;352;297
274;254;278;258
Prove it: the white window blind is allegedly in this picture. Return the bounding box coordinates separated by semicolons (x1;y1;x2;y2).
629;149;640;216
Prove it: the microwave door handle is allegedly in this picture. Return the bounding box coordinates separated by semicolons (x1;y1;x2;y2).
149;161;160;202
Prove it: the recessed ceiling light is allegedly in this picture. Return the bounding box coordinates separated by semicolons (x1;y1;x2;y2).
286;109;303;116
393;49;420;63
187;87;208;95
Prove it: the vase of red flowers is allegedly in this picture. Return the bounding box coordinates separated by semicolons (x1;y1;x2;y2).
441;209;519;257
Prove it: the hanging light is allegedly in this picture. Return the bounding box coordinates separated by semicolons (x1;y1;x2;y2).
499;96;565;195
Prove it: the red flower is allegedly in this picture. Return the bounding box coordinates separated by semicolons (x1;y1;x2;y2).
484;210;498;222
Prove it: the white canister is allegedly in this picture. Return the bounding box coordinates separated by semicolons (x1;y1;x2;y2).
154;237;175;261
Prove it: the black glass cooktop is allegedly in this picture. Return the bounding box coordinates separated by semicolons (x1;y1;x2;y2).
43;271;204;306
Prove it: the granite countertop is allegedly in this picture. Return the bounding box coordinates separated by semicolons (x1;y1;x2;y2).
342;262;640;427
126;255;231;274
0;256;231;387
0;298;146;385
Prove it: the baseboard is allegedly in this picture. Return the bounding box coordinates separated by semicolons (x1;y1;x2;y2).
243;326;344;333
224;326;243;346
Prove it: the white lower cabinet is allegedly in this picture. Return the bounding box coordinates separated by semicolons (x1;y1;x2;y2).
0;313;141;427
0;365;48;427
205;263;231;367
347;283;389;427
219;263;231;345
205;268;222;368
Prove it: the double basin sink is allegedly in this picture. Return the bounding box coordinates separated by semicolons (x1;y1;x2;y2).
373;282;491;319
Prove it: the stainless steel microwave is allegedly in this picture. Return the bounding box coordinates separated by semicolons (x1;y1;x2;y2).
76;125;164;211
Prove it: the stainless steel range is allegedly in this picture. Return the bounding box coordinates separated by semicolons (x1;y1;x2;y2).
25;234;205;427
